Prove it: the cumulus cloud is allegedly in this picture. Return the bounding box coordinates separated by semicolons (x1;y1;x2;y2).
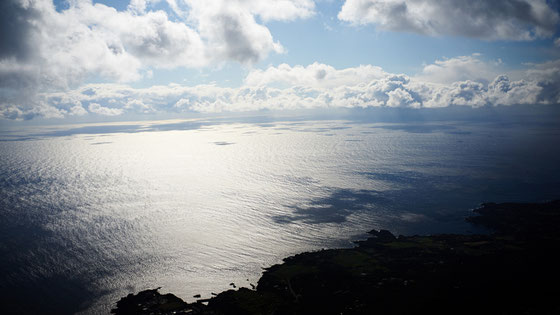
0;0;314;114
188;1;284;64
0;0;203;90
4;1;558;121
525;59;560;104
244;63;387;88
416;54;503;84
88;103;124;116
3;56;556;120
338;0;559;40
242;0;315;22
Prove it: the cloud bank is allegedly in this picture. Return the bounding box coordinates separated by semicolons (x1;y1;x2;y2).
338;0;559;40
2;55;558;120
1;1;559;120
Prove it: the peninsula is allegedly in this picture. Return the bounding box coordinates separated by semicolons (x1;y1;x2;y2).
112;200;560;314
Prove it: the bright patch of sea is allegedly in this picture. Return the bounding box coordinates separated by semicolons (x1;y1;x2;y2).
1;116;559;313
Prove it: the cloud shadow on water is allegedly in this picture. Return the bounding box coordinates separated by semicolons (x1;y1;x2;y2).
273;188;390;224
0;120;221;140
41;124;145;137
271;168;560;232
370;124;469;134
213;141;235;146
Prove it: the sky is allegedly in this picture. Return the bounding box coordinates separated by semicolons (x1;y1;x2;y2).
1;0;559;123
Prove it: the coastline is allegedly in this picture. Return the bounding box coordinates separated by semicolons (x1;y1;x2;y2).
112;200;560;314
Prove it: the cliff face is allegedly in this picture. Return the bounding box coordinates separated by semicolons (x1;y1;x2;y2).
113;200;560;315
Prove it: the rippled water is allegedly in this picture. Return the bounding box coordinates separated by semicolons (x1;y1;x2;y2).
1;117;559;313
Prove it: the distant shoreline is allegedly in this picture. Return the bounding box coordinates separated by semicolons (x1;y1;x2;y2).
112;200;560;314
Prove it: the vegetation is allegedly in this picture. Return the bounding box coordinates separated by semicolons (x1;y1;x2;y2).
113;200;560;314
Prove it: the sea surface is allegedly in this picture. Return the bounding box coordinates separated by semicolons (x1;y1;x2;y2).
1;114;559;313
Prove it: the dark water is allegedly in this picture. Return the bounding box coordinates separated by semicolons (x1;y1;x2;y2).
1;114;559;313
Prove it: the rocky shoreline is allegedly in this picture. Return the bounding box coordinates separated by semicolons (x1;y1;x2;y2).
112;200;560;314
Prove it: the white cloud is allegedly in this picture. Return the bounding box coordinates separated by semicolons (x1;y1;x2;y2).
0;0;314;113
338;0;559;40
4;0;558;122
1;56;548;120
386;86;420;108
525;59;560;104
248;0;315;21
416;54;503;84
69;102;88;116
88;103;124;116
187;0;284;64
0;0;203;98
124;99;156;113
422;80;489;108
244;63;387;88
486;75;541;106
555;38;560;47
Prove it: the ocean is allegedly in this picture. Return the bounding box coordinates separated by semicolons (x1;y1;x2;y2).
1;113;559;313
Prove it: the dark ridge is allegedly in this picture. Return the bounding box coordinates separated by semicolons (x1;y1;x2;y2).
113;200;560;315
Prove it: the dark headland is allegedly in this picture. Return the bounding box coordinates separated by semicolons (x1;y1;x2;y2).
112;200;560;314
